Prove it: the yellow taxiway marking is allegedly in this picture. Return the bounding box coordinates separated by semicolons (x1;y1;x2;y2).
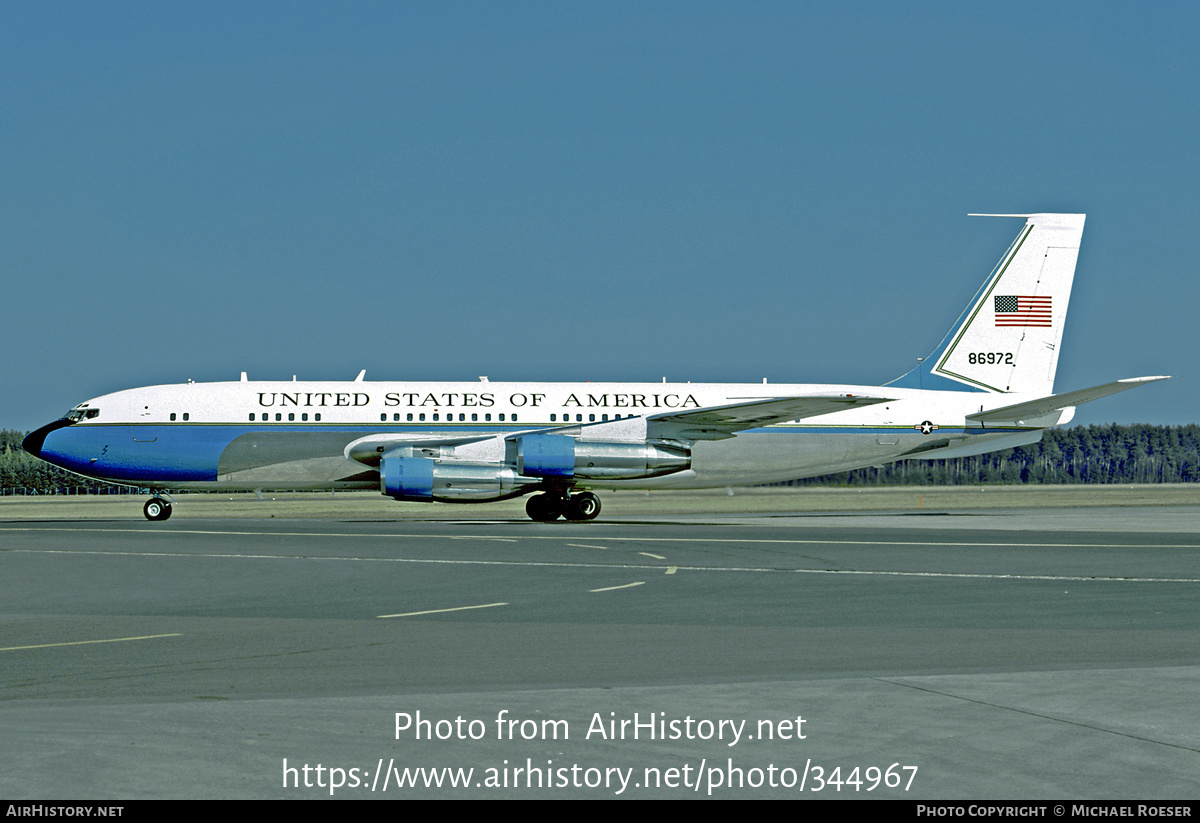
589;581;645;593
568;543;609;550
639;552;666;559
665;566;677;575
0;633;182;652
378;602;508;619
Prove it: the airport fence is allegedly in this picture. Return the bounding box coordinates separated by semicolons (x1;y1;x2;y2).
0;485;150;496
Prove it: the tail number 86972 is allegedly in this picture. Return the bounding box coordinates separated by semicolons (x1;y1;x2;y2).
968;352;1014;365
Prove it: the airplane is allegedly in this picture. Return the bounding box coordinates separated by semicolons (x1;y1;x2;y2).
23;213;1167;522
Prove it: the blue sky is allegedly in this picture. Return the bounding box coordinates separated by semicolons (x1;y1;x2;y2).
3;1;1196;431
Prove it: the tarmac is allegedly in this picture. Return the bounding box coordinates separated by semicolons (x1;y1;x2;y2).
1;498;1197;798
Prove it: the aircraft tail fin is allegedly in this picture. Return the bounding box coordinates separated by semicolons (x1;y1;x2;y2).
889;213;1086;394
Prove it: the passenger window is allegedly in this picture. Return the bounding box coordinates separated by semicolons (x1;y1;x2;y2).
589;414;595;422
170;413;176;421
419;413;425;422
302;413;308;421
183;413;189;421
314;413;321;421
485;414;491;422
471;413;478;422
276;413;282;421
249;413;255;421
576;414;583;422
407;413;413;421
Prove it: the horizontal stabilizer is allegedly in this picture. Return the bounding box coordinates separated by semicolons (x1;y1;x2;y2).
967;376;1169;425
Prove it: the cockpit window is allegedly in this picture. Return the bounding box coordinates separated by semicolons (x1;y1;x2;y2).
64;406;99;423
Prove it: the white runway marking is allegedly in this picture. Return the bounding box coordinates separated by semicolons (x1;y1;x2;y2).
378;602;508;619
5;527;1199;583
589;582;645;593
4;525;1197;551
0;633;182;652
6;546;1200;582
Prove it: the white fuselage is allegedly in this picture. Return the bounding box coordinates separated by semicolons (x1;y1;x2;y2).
32;379;1057;493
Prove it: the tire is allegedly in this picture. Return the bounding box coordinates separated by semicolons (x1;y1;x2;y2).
525;494;562;522
564;492;601;521
144;499;172;521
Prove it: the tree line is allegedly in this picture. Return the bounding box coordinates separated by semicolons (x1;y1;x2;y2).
3;424;1199;494
1;429;120;494
788;424;1200;486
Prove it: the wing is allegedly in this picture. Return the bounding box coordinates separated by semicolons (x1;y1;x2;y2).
343;432;494;466
647;393;894;441
344;392;894;467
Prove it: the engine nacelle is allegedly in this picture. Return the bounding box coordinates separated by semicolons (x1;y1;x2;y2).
381;454;537;502
515;434;690;480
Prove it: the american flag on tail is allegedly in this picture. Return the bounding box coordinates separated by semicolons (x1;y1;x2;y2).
994;295;1052;327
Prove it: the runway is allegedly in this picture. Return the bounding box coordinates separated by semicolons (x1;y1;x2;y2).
2;507;1198;798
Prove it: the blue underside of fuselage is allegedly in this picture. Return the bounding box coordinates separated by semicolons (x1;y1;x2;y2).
32;424;404;483
37;424;232;482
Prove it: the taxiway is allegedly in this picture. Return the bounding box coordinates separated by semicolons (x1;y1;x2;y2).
2;507;1197;798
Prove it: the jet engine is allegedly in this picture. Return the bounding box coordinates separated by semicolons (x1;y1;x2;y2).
381;454;538;502
515;434;689;480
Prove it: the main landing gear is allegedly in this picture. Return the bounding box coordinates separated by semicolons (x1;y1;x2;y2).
525;491;601;522
143;495;174;521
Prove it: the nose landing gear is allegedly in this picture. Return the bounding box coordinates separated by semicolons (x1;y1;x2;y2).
143;495;174;521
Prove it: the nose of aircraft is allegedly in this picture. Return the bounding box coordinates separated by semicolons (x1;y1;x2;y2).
22;419;72;459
